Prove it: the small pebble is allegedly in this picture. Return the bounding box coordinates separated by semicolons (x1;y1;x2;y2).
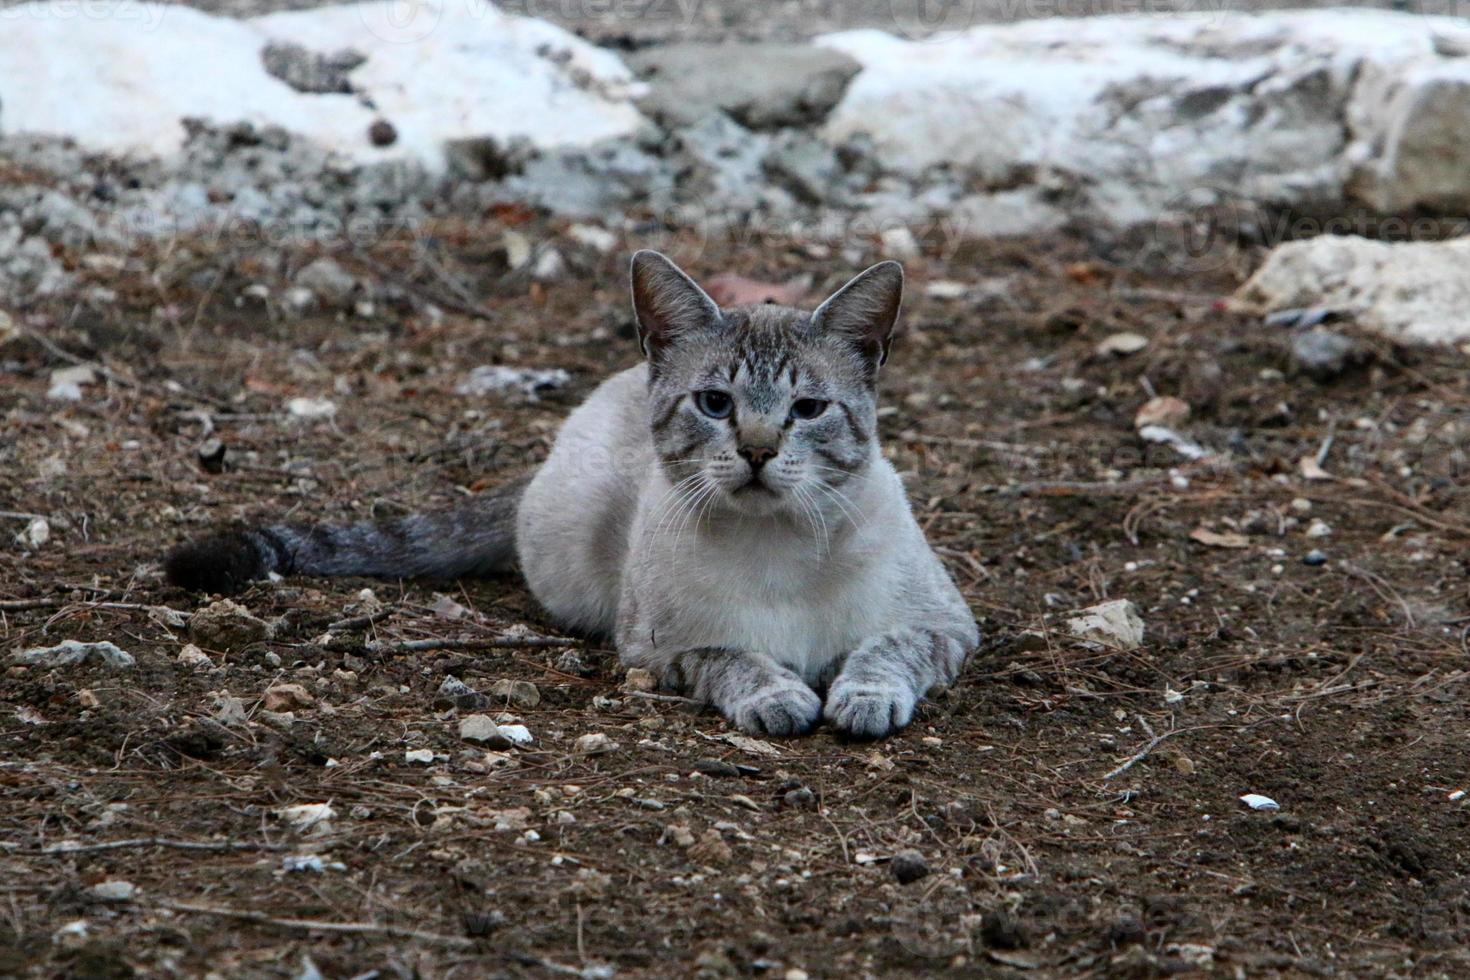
890;850;930;884
1303;549;1328;566
694;758;742;778
368;118;398;147
574;732;617;755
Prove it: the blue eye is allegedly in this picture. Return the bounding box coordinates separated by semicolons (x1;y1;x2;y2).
791;398;828;421
694;390;733;419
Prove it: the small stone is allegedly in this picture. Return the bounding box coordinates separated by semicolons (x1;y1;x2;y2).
368;118;398;147
1107;915;1146;947
489;679;541;709
294;258;357;309
554;650;590;675
90;880;136;902
262;683;314;712
16;516;50;549
76;689;100;709
783;787;816;808
275;802;335;830
687;827;733;866
1065;599;1145;650
458;714;511;747
1291;328;1358;381
880;226;920;260
10;640;135;669
435;675;489;711
1134;396;1191;430
1303;549;1328;566
979;908;1029;949
189;599;271;648
664;823;696;847
498;724;533;746
287;397;338;420
404;748;436;764
621;668;657;693
47;364;96;401
694;758;742;778
890;850;930;884
1305;518;1333;538
196;438;227;473
1096;332;1148;357
574;732;617;755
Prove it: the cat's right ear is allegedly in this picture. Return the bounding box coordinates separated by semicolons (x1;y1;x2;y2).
630;250;720;360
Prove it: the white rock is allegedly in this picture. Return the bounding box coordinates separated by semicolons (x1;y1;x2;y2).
819;11;1470;228
16;516;50;549
878;226;920;260
275;802;335;829
47;365;96;401
404;747;436;764
1305;518;1334;539
1096;332;1148;357
458;713;510;747
498;724;533;746
1065;599;1146;651
90;880;136;902
0;0;646;170
10;640;136;669
177;644;214;669
567;223;617;253
287;396;338;419
456;365;570;402
574;732;617;755
1234;236;1470;345
1240;793;1281;811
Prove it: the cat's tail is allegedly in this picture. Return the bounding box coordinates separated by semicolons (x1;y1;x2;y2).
164;477;528;595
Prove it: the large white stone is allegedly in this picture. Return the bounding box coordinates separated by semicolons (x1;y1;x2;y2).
0;0;646;169
818;10;1470;227
1234;235;1470;346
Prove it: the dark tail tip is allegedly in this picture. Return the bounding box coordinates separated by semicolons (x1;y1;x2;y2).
164;530;272;595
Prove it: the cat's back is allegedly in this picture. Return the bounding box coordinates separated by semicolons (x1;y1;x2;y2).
515;363;652;634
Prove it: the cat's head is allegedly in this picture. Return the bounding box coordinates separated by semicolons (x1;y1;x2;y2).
629;249;902;522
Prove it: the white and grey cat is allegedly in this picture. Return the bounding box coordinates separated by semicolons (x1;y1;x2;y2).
166;251;979;738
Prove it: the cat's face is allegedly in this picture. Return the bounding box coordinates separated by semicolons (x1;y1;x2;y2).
631;252;902;524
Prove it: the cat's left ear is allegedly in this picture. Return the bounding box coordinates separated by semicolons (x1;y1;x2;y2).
811;261;903;372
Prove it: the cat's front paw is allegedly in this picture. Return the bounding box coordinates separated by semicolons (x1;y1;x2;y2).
730;681;822;737
824;680;917;740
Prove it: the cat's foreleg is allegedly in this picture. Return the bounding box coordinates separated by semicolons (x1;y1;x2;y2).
665;647;822;737
824;627;974;739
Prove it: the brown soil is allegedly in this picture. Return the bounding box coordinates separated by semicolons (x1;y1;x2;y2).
2;216;1468;979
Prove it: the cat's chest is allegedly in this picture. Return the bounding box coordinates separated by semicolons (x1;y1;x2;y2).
647;526;898;669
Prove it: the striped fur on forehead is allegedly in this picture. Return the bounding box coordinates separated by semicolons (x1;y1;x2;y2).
663;303;875;395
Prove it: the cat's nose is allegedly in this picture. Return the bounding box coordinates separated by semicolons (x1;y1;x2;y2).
738;445;778;471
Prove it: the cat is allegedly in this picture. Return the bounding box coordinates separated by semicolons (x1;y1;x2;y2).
165;251;979;738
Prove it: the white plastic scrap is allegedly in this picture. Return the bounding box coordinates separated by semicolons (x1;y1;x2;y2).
1239;793;1280;811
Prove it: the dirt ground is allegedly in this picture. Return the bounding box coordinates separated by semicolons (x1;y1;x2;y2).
1;210;1468;979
